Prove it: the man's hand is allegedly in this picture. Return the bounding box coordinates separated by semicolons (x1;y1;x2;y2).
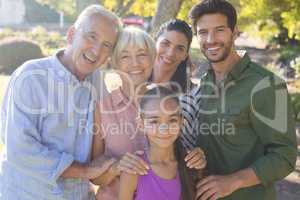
195;168;260;200
91;151;150;186
85;157;116;179
195;174;240;200
185;147;206;169
61;156;116;179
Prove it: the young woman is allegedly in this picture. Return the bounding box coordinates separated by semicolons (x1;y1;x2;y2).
92;27;205;200
119;85;201;200
151;19;195;92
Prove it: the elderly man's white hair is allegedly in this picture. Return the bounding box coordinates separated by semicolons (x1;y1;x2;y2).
74;4;122;33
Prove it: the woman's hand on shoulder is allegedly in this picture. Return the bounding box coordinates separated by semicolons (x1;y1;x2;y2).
117;151;150;175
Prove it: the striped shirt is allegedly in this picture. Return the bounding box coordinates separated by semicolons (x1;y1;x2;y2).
180;86;202;151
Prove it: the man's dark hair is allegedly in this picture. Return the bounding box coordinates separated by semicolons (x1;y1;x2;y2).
189;0;237;33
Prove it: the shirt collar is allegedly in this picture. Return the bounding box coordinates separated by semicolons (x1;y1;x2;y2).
228;52;251;80
204;51;251;81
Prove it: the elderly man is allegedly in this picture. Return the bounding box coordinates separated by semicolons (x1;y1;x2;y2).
0;5;121;200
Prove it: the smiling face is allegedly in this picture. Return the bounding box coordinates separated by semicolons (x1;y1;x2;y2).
141;98;182;149
155;30;189;71
67;14;119;79
196;13;238;63
117;45;153;87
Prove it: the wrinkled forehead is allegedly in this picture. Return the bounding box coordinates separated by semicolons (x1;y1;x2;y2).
120;35;149;52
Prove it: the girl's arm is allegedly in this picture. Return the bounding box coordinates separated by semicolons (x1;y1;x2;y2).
119;172;138;200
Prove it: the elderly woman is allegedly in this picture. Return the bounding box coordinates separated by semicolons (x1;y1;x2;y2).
91;26;156;200
91;26;205;200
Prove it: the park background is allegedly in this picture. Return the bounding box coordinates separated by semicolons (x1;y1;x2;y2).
0;0;299;199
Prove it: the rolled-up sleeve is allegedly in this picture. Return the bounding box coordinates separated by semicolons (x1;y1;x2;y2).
249;78;297;186
2;71;74;186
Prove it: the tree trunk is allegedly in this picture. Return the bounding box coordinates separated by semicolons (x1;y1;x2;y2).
76;0;102;13
150;0;183;35
116;0;136;17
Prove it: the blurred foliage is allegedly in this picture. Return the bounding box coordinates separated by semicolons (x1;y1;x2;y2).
238;0;300;44
291;56;300;76
176;0;199;21
0;27;65;56
33;0;300;44
123;0;156;17
0;37;44;74
22;0;300;58
279;45;300;63
36;0;77;20
166;0;240;22
291;92;300;122
36;0;156;18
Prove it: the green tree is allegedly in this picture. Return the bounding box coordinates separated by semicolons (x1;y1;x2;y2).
102;0;136;16
129;0;156;17
102;0;156;17
177;0;239;23
281;0;300;40
238;0;300;45
150;0;184;34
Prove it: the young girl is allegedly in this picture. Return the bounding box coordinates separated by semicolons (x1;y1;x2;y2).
119;85;201;200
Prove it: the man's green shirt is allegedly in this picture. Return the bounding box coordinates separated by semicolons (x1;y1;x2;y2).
195;53;297;200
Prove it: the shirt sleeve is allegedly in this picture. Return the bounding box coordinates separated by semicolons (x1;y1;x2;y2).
1;69;74;186
249;77;297;186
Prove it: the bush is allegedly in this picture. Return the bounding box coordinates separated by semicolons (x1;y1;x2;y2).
0;37;44;74
0;27;66;56
278;45;300;64
290;56;300;76
291;93;300;122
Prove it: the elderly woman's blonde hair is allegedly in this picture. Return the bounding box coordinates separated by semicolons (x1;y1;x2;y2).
111;26;156;68
74;4;122;34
